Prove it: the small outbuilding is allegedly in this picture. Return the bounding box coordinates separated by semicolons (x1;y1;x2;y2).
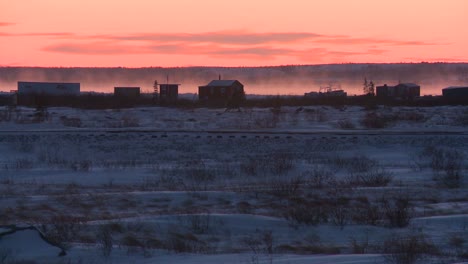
198;80;244;104
158;84;179;103
114;87;141;98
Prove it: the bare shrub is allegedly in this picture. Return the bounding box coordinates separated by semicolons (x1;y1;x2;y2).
60;116;82;127
240;153;295;177
361;112;391;129
0;248;13;264
447;233;467;258
38;215;83;254
180;159;215;191
121;233;145;255
284;200;328;227
240;158;262;176
351;199;382;226
277;233;340;254
337;119;355;129
304;166;336;188
270;153;295;175
331;155;392;187
241;229;274;264
70;160;92;172
251;111;280;129
241;229;274;254
420;146;465;188
165;229;208;253
361;109;425;129
121;115;140;127
142;175;181;190
349;234;369;254
184;214;212;235
382;197;413;228
329;197;351;229
454;109;468;126
328;154;377;173
304;108;328;122
383;234;438;264
14;158;34;170
268;175;303;198
0;109;11;122
97;225;113;257
347;166;393;187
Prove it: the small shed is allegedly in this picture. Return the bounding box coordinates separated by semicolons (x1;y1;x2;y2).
198;80;244;103
158;84;179;102
114;87;141;97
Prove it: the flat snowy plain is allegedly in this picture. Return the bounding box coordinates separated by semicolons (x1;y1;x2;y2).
0;105;467;264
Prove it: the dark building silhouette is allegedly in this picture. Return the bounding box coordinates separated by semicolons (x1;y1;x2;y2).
376;83;420;99
18;81;80;96
442;86;468;99
158;84;179;103
114;87;141;97
17;81;80;106
198;80;244;105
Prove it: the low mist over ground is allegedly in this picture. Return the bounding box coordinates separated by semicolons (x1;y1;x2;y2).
1;63;468;95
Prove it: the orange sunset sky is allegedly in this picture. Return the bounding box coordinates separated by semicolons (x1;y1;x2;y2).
1;0;467;67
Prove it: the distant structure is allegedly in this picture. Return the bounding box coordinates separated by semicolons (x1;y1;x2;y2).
158;84;179;103
18;81;80;96
114;87;141;98
304;86;347;98
376;83;420;99
442;86;468;99
198;79;244;104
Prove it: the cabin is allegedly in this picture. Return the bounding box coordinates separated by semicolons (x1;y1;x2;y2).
158;84;179;103
198;80;244;105
114;87;141;98
376;83;420;99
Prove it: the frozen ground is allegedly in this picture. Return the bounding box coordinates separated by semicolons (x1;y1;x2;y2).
0;105;467;264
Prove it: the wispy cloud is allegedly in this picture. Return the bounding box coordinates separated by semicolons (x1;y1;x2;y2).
313;36;439;46
43;41;379;62
40;30;441;62
85;31;439;47
43;41;146;55
0;22;14;27
92;31;324;45
0;32;74;37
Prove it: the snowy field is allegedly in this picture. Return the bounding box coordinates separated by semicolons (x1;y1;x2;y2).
0;105;468;264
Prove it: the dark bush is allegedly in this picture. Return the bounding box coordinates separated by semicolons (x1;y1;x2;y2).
383;234;438;264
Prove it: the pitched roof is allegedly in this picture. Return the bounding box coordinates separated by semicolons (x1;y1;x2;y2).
204;80;240;87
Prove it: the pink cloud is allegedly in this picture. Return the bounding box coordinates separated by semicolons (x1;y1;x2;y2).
0;22;14;27
40;30;441;63
313;36;439;46
0;32;74;37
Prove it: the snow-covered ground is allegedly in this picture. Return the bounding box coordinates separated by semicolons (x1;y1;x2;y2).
0;105;467;264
